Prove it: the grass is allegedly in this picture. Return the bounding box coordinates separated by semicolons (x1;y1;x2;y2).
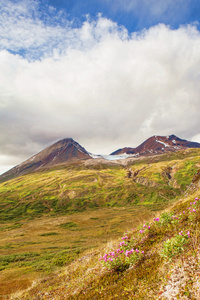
11;191;200;300
0;206;158;298
1;149;200;298
0;149;200;221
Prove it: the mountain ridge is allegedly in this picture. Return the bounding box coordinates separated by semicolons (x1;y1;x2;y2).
111;134;200;156
1;134;200;183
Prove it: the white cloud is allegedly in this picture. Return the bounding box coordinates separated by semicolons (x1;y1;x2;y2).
1;1;200;173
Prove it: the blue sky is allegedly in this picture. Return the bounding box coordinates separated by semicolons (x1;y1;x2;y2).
1;0;200;174
47;0;200;31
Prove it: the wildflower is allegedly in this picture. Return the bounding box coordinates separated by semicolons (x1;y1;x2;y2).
179;231;183;236
135;249;139;253
183;211;185;214
141;251;144;254
122;236;129;240
108;258;113;262
187;231;191;238
155;218;160;222
193;209;196;212
148;226;151;229
143;224;147;228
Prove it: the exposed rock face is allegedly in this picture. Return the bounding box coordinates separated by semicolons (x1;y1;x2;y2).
111;134;200;156
0;138;91;182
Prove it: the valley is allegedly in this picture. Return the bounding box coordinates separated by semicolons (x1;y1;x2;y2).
0;144;200;299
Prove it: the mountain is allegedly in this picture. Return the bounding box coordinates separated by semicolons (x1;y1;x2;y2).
111;134;200;156
0;138;91;182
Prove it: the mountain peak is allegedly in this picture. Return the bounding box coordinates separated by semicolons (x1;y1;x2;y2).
0;138;90;182
111;134;200;156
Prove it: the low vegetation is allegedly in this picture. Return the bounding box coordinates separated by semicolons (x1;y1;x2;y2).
0;149;200;299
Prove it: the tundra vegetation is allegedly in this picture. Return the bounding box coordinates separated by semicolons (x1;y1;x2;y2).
0;148;200;299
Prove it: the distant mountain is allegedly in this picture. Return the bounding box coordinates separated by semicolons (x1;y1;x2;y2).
111;134;200;156
0;138;91;182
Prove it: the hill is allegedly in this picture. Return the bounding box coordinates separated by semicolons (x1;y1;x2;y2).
111;134;200;156
1;148;200;222
0;148;200;298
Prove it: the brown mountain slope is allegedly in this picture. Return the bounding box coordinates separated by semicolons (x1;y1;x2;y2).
0;138;91;182
111;134;200;156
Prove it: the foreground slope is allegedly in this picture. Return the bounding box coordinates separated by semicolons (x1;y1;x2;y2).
10;183;200;300
0;138;90;183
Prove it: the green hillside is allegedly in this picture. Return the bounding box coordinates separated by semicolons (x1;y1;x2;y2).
1;149;200;222
0;149;200;299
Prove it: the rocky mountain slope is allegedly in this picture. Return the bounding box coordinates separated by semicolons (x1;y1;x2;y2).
111;134;200;156
0;138;90;183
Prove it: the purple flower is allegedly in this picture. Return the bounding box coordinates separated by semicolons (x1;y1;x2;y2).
148;226;151;229
187;231;191;238
141;250;144;254
135;248;139;253
139;230;144;233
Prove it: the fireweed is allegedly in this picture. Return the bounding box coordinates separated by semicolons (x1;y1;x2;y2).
100;197;199;270
99;235;144;270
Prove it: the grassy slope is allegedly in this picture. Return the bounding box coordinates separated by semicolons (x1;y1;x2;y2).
1;149;200;222
0;149;200;299
15;191;200;300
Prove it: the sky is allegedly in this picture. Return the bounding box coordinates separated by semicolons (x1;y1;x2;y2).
1;0;200;174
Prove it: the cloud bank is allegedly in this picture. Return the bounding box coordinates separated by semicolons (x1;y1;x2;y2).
1;0;200;173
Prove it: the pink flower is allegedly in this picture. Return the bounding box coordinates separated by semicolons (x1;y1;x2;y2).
148;226;151;229
135;249;139;253
193;209;196;212
187;231;190;238
179;231;183;236
139;230;144;233
183;211;185;214
155;218;160;221
141;251;144;254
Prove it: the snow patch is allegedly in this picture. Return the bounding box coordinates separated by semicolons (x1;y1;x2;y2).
89;153;137;161
156;140;170;147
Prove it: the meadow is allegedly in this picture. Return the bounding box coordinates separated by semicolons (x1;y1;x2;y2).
0;148;200;298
